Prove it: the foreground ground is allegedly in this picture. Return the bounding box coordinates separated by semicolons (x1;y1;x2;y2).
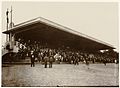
2;63;119;87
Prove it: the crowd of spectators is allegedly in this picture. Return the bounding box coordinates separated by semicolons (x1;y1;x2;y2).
16;40;118;65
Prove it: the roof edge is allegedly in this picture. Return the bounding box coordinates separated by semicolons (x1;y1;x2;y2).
2;16;115;49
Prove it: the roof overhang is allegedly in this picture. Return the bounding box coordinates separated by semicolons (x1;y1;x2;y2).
2;17;115;50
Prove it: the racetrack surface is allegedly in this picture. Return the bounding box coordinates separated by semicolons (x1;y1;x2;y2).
2;63;119;87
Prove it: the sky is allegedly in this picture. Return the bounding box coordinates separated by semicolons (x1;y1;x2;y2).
1;1;119;51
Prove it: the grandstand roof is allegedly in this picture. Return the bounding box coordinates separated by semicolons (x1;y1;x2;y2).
2;17;115;50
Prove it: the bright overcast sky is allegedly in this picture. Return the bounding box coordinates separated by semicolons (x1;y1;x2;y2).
1;1;119;51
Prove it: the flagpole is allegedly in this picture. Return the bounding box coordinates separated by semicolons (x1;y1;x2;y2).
6;8;9;42
10;6;13;28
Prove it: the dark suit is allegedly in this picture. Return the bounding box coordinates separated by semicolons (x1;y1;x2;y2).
44;56;48;68
31;54;35;67
49;56;53;68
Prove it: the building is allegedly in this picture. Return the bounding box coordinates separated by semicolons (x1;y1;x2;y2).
2;17;114;53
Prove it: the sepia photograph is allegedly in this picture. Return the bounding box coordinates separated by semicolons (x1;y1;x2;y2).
1;1;119;87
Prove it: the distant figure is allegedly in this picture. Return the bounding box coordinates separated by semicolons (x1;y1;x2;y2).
72;55;75;64
103;59;106;66
115;59;117;64
74;56;79;65
38;52;43;63
49;56;53;68
44;54;49;68
30;51;35;67
84;59;89;69
84;54;89;69
38;52;41;62
54;52;61;64
86;60;89;66
34;50;38;62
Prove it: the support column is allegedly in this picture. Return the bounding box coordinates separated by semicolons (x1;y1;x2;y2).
9;33;12;49
12;34;15;45
9;33;15;50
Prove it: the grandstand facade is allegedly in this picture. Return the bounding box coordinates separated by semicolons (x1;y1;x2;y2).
2;17;117;64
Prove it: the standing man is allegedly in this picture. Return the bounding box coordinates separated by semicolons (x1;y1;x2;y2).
76;53;79;65
30;51;35;67
49;55;53;68
74;56;79;65
44;54;48;68
38;52;41;62
102;55;107;66
34;49;38;62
